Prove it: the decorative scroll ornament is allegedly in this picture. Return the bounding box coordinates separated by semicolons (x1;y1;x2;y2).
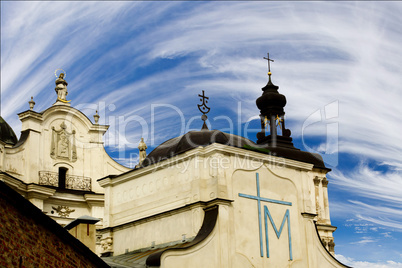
101;236;113;254
52;205;75;218
198;90;210;130
264;116;269;128
38;171;58;187
275;115;283;128
50;122;77;162
66;175;91;191
264;115;283;128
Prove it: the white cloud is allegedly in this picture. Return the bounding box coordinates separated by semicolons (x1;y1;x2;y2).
2;1;402;262
329;164;402;206
336;255;402;268
351;236;376;245
3;2;402;162
356;215;402;232
381;232;392;238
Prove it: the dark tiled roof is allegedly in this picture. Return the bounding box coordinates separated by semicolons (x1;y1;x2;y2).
0;180;110;268
140;129;327;170
0;116;18;145
141;130;255;168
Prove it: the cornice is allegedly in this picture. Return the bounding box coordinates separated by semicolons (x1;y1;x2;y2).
99;143;315;187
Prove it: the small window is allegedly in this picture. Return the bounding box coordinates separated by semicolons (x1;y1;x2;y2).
58;167;68;189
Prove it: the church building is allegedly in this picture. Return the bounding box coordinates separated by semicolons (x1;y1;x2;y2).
0;58;349;267
0;71;130;255
98;60;348;267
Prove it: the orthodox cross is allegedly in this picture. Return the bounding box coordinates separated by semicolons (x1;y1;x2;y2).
198;90;210;115
263;53;274;73
198;90;210;130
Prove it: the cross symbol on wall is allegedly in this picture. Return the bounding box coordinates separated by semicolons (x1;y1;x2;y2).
239;173;293;260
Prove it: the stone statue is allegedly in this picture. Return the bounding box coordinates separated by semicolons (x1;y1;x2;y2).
55;73;68;101
57;132;69;158
51;122;77;162
138;138;147;165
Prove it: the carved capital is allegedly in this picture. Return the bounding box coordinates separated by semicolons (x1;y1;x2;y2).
313;176;321;186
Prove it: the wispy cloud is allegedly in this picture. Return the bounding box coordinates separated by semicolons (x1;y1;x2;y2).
2;1;402;263
336;255;402;268
329;163;402;233
350;236;377;245
330;164;402;206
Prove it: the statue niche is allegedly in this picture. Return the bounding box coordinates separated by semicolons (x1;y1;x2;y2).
51;122;77;162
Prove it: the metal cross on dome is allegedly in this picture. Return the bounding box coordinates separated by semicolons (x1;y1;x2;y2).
263;53;274;74
198;90;210;115
198;90;210;130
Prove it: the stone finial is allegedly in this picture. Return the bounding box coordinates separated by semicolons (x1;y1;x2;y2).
93;110;100;124
29;96;35;110
138;138;147;166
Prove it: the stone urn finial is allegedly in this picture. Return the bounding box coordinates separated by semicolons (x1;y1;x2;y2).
29;96;35;110
94;110;100;124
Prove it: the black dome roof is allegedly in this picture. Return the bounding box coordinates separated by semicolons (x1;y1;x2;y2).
256;77;286;116
0;116;18;145
141;130;255;167
140;129;327;170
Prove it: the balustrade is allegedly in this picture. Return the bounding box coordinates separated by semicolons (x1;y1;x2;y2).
38;171;91;191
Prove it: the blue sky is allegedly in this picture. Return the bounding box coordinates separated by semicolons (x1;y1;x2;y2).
1;1;402;266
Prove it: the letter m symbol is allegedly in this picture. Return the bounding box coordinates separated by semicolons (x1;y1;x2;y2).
264;206;293;260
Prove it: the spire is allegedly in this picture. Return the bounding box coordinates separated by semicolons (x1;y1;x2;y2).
256;53;294;148
198;90;210;130
262;52;279;92
264;53;274;77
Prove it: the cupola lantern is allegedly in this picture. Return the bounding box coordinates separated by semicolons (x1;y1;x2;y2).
256;53;293;148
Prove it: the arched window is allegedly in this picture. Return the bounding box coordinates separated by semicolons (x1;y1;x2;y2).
58;167;68;189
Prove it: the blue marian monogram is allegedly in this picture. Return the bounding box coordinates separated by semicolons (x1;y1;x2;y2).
239;173;293;260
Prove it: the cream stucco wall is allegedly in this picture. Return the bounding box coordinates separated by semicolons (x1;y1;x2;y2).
1;102;130;247
100;143;345;267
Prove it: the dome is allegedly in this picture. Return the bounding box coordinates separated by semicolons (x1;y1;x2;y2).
139;128;328;170
256;78;286;116
0;116;18;145
140;129;327;170
141;130;255;167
